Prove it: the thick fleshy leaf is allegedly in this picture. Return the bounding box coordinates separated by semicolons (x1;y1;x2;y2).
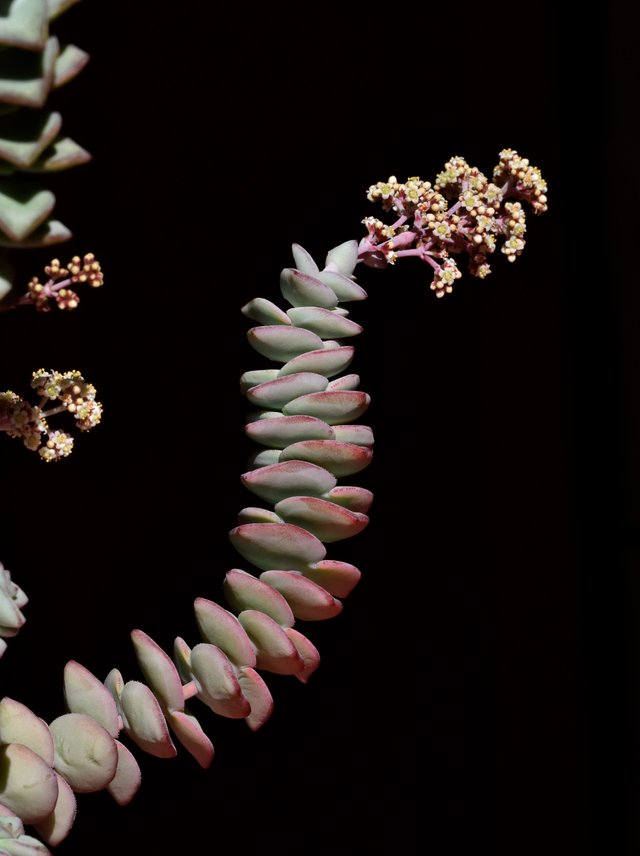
0;743;58;824
324;485;374;513
0;218;71;247
0;0;48;51
286;307;362;338
325;240;359;276
0;111;61;168
241;297;290;326
34;771;75;847
173;636;193;683
103;668;124;701
274;495;369;542
238;611;302;675
166;710;214;769
193;598;256;667
245;415;334;449
47;0;81;19
0;699;54;765
0;836;51;855
326;374;360;392
27;136;91;172
291;243;319;275
0;36;58;108
238;507;283;524
304;559;362;598
0;256;13;301
278;345;354;378
240;369;280;393
105;740;142;805
241;459;336;505
131;629;185;713
52;43;89;88
280;268;337;309
260;571;343;621
49;713;117;793
119;681;176;759
63;661;120;737
247;324;323;363
224;569;294;627
237;667;274;731
0;595;23;630
189;643;250;719
284;628;321;683
230;523;326;572
280;440;373;477
332;423;374;445
0;180;55;242
246;448;281;469
246;372;328;410
283;390;370;425
317;269;368;302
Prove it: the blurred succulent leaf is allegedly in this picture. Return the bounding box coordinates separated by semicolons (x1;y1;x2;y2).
237;507;284;525
105;741;142;806
46;0;81;20
0;110;61;168
0;743;58;824
0;217;71;247
193;598;256;668
0;36;58;108
63;661;120;738
0;0;48;51
331;423;374;445
0;699;54;765
26;136;90;172
239;369;280;394
246;448;282;469
166;710;214;769
0;179;55;241
224;569;295;627
49;713;118;793
317;269;368;301
324;485;374;513
0;835;51;855
52;43;88;88
33;772;75;847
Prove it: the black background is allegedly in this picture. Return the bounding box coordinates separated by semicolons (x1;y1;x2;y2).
1;2;638;854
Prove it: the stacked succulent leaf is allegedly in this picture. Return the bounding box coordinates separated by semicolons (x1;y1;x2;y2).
0;0;90;300
0;241;372;851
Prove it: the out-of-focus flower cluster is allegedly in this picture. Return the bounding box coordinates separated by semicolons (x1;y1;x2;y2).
25;253;103;312
0;370;102;461
359;149;548;297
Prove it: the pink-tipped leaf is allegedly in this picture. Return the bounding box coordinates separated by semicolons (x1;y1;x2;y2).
241;460;337;505
0;743;58;824
277;345;355;378
49;714;118;793
274;495;368;542
224;569;295;627
106;740;142;805
194;598;257;667
189;643;251;719
131;629;185;713
166;711;214;769
119;681;176;759
260;571;343;621
238;611;303;675
283;390;370;424
279;440;373;477
34;772;76;847
285;628;321;683
237;667;274;731
63;661;120;737
304;559;362;598
0;698;54;766
230;523;326;572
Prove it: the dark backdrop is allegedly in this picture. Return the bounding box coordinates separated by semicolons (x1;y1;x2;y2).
1;2;636;854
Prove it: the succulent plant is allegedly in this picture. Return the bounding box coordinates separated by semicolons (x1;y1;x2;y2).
0;0;90;300
0;142;549;847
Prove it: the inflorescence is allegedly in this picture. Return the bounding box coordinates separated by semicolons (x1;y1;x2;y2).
359;149;548;297
0;370;102;461
8;253;104;312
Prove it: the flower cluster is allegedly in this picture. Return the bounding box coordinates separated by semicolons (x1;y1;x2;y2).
360;149;548;297
23;253;103;312
0;370;102;461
